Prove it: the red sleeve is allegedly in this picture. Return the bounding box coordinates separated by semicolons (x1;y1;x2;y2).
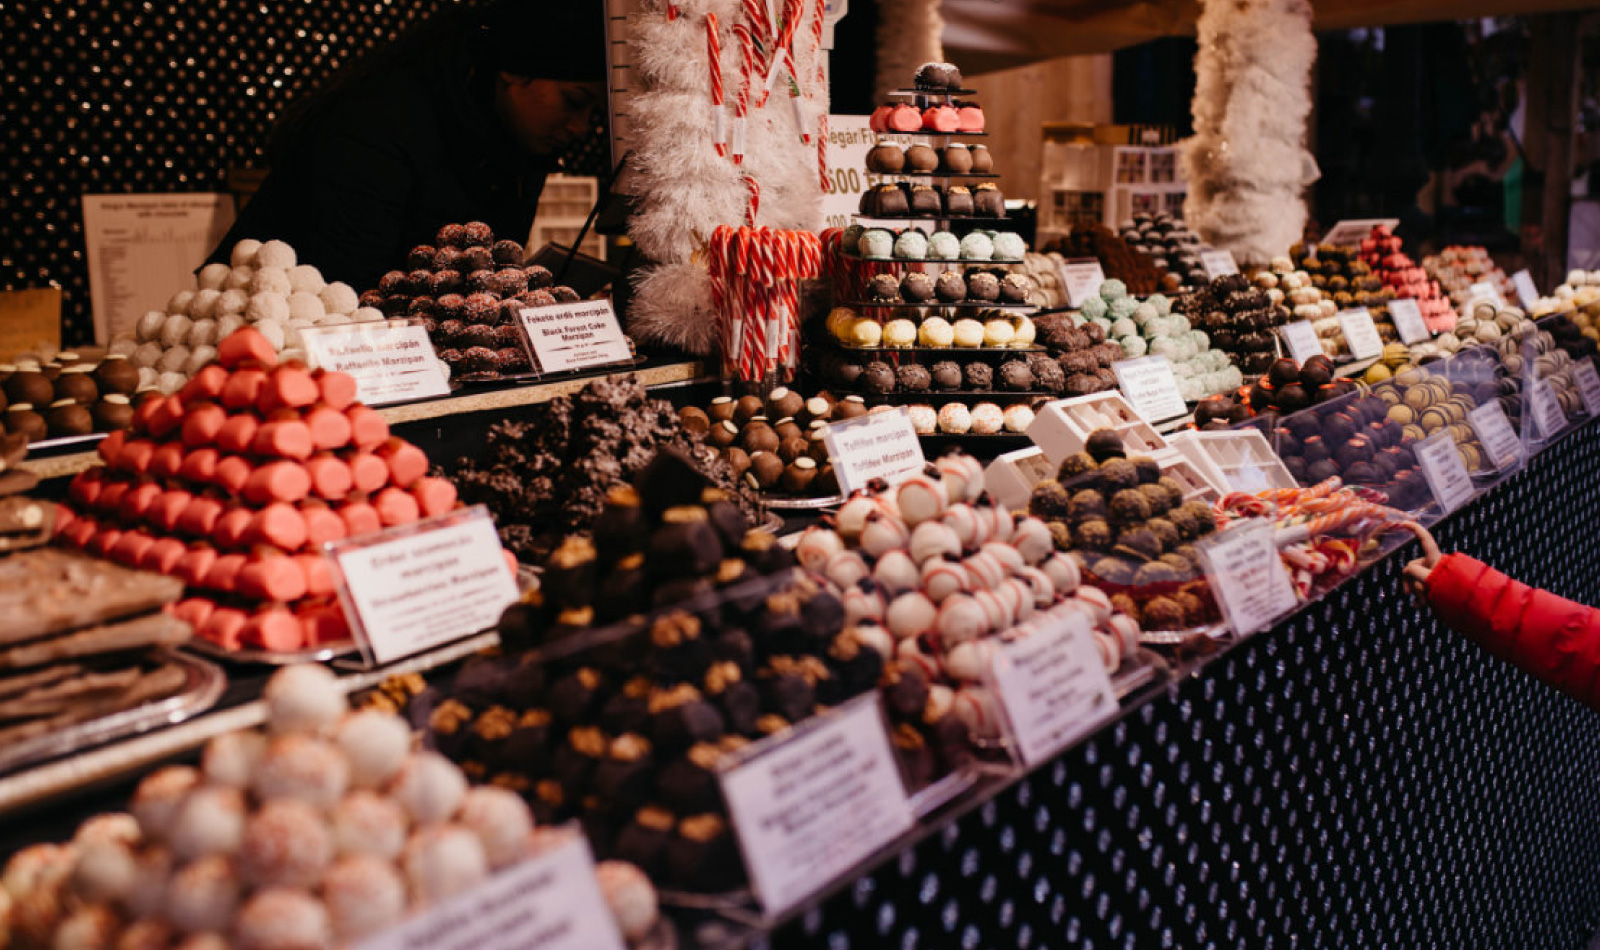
1425;553;1600;711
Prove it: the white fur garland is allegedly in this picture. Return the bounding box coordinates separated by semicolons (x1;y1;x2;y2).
625;0;828;353
1180;0;1320;268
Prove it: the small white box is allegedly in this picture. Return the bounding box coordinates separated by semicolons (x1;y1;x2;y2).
1026;392;1170;467
1152;449;1222;504
985;446;1058;512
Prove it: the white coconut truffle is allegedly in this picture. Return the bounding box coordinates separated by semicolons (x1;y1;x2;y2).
159;315;194;349
286;292;326;323
132;766;202;843
223;266;255;291
318;282;359;315
182;346;218;376
403;825;487;903
277;347;307;365
454;788;534;870
123;847;174;920
252;736;350;811
350;307;385;323
214;289;249;318
333;711;410;790
216;314;247;341
283;319;314;349
389;752;467;827
189;290;223;322
197;263;231;291
322;856;405;942
263;665;346;736
253;319;287;352
230;239;263;268
168;786;247;862
165;855;241;935
167;290;197;317
116;919;177;950
596;861;660;943
286;265;325;295
235;887;331;950
156;346;191;375
186;318;219;348
239;800;331;889
330;791;409;861
315;313;351;328
137;367;160;391
108;337;139;358
202;731;267;788
68;838;137;905
253;239;297;270
250;268;293;297
246;292;290;325
135;310;167;343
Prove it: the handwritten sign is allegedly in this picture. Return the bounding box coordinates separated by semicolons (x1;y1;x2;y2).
1337;308;1383;361
518;299;631;375
1059;258;1107;308
1112;356;1187;423
301;322;451;406
1197;519;1297;637
1413;431;1474;515
329;507;521;666
1512;270;1539;310
1279;321;1323;365
987;613;1116;766
1386;298;1430;345
719;694;913;914
1199;248;1238;280
1468;401;1522;471
823;408;925;495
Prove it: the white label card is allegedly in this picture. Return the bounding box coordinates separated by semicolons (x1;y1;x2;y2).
1386;298;1430;345
1413;430;1475;515
1531;379;1567;440
1279;321;1323;365
1337;308;1384;361
329;507;521;666
1468;401;1522;471
1112;355;1187;423
1197;519;1298;637
719;694;913;915
1321;218;1399;247
518;299;631;375
355;829;624;950
300;322;451;406
1059;258;1107;308
823;408;925;495
819;115;915;230
1199;248;1239;280
1574;360;1600;416
988;612;1117;766
1467;281;1504;309
1512;269;1539;310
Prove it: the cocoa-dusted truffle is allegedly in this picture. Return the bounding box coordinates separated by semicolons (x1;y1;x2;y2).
1074;519;1112;551
1146;517;1181;552
930;361;963;390
1058;452;1097;480
1113;527;1161;561
896;364;932;393
1108;488;1152;524
1028;482;1072;520
1142;596;1187;629
1097;458;1139;492
1069;489;1108;523
1137;482;1173;516
861;361;897;394
997;360;1034;392
963;362;993;390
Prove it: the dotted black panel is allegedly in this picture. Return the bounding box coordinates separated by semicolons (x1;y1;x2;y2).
777;425;1600;949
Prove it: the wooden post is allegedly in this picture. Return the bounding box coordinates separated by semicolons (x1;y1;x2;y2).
1522;13;1581;289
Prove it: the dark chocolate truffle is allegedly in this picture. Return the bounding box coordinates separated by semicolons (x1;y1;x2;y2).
905;144;939;173
867;143;907;173
930;361;963;390
868;273;903;303
997;360;1034;392
862;361;897;394
1084;429;1126;463
963;362;993;390
934;272;967;303
966;272;1000;302
896;364;932;393
901;272;937;303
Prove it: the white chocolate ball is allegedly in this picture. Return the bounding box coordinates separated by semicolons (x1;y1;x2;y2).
165;854;241;935
167;786;247;862
166;290;196;316
186;318;219;348
333;710;411;790
246;293;290;325
230;239;263;269
403;825;487;903
286;292;326;323
389;752;467;827
135;310;166;343
108;337;139;358
263;664;346;736
156;345;191;375
454;788;534;870
196;263;231;291
183;345;218;376
253;319;287;351
330;791;409;861
287;265;325;295
253;240;297;270
323;856;405;942
350;307;384;323
250;268;292;296
202;731;267;788
131;766;201;842
234;887;331;950
239;800;331;889
216;314;247;341
223;266;255;291
160;315;194;349
318;282;359;315
188;290;222;322
214;290;248;317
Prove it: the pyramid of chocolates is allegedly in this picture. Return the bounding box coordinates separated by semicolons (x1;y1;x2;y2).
54;327;463;654
1356;224;1458;333
364;221;584;380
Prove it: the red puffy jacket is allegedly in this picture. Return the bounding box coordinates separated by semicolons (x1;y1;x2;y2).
1425;553;1600;710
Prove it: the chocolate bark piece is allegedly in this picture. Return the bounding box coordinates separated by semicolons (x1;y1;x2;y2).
0;549;186;646
0;662;84;701
0;612;190;670
0;496;53;552
0;661;187;747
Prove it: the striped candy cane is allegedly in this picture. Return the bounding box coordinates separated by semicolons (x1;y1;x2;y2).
706;13;726;158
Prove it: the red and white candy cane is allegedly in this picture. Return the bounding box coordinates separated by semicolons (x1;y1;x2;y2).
706;13;726;158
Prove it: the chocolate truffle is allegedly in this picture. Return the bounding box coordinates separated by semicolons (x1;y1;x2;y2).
6;405;45;441
1069;489;1108;523
781;458;818;493
868;273;903;303
93;357;140;396
1058;452;1097;479
943;186;974;217
909;185;942;215
747;451;784;490
941;144;973;174
914;61;963;90
998;360;1034;392
969;145;994;173
1074;519;1112;551
973;183;1005;216
963;362;993;390
897;364;932;393
1085;429;1126;463
4;371;51;408
930;361;963;391
901;272;937;303
935;272;967;303
905;144;939;173
1033;360;1066;393
47;398;94;437
91;394;134;431
966;272;1000;302
867;144;906;173
1108;488;1152;524
861;361;897;394
1098;459;1139;493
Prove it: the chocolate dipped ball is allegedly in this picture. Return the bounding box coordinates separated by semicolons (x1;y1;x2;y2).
93;356;140;395
866;144;906;174
897;364;932;393
868;273;903;303
707;420;739;448
964;362;993;391
966;272;1000;302
91;394;134;431
778;436;809;464
861;361;897;394
901;272;937;303
47;398;93;438
733;395;764;425
931;361;962;391
934;272;966;303
941;144;973;174
969;145;994;173
905;145;939;173
52;369;97;405
773;417;803;443
746;451;784;490
6;405;45;442
708;396;736;423
678;406;711;437
740;423;780;455
767;387;804;420
834;395;869;419
4;371;51;408
909;185;941;216
781;457;818;493
998;360;1034;392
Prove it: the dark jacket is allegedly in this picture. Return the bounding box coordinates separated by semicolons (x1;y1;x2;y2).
209;36;552;291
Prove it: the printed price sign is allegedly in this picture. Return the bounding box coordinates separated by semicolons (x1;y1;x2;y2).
518;299;631;375
1199;248;1239;280
1574;360;1600;416
1413;430;1474;515
820;115;914;230
1512;269;1540;310
300;321;450;406
1279;321;1323;365
987;612;1117;766
1337;308;1384;361
356;828;624;950
1530;379;1567;440
1466;281;1504;310
1059;258;1107;308
1197;519;1297;637
1386;298;1430;345
719;693;913;914
1320;218;1398;247
823;408;925;495
1112;356;1187;424
329;506;520;666
1468;401;1522;471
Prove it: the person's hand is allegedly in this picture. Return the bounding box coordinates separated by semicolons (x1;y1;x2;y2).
1400;523;1442;606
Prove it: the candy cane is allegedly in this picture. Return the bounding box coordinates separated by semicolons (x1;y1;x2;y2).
706;13;726;159
743;174;761;227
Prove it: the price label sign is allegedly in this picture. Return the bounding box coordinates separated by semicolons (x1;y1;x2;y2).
987;612;1117;766
1386;298;1430;345
1279;321;1323;365
329;506;521;666
1466;281;1504;310
356;828;624;950
1112;355;1187;424
1321;218;1399;247
1337;308;1384;361
1530;379;1567;440
820;115;914;230
1199;248;1239;280
1512;270;1540;310
1468;401;1522;471
719;693;913;914
1413;430;1475;515
1197;519;1298;637
1059;258;1107;308
1574;359;1600;416
300;321;451;406
518;299;631;375
823;408;926;495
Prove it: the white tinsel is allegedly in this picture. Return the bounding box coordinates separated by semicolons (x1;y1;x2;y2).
625;0;827;353
1180;0;1320;268
874;0;943;102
